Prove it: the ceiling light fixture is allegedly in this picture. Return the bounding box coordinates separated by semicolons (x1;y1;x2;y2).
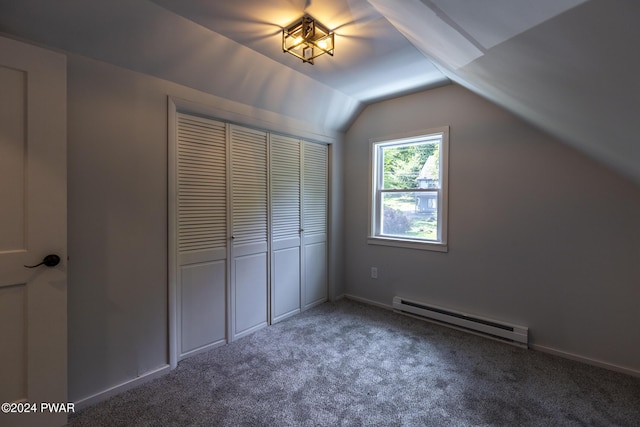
282;14;334;64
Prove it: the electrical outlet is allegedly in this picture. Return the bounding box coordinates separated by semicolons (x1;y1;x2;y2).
371;267;378;279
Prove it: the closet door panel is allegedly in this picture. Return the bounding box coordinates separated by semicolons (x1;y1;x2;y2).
180;260;226;353
273;246;301;321
233;253;268;335
176;114;227;359
230;125;269;339
270;134;302;323
304;241;328;305
302;141;328;309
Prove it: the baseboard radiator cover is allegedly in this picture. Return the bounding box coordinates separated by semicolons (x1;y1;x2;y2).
393;296;528;347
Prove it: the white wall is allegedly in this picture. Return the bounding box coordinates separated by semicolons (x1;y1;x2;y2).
67;53;344;402
343;84;640;374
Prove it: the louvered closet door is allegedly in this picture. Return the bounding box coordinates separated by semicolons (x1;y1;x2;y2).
230;125;269;340
302;141;328;309
270;134;301;323
176;114;227;359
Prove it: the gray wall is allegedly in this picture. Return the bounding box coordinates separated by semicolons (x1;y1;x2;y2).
67;55;169;402
67;54;344;402
343;84;640;374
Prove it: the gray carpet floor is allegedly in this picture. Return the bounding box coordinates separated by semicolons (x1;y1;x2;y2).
67;299;640;426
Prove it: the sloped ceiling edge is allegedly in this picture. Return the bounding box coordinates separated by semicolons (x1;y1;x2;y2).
370;0;640;185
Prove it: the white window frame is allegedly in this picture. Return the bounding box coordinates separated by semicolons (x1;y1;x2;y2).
368;126;449;252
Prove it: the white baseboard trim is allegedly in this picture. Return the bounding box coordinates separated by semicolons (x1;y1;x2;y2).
272;308;302;324
179;339;226;361
73;364;171;410
531;344;640;379
332;293;346;302
232;322;269;342
304;298;328;311
344;294;393;311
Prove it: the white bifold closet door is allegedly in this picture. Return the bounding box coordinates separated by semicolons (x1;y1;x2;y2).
173;113;328;354
229;125;269;340
302;141;328;309
175;114;227;359
270;134;302;323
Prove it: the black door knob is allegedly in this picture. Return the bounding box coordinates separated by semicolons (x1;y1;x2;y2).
24;254;61;268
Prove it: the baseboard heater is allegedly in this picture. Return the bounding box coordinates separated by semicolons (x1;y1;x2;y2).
392;296;528;348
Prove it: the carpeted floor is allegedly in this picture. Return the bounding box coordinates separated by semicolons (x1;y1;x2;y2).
67;299;640;426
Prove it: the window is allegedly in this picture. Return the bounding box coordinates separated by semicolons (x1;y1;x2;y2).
368;127;449;252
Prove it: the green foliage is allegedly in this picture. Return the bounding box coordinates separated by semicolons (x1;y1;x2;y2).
383;207;411;235
382;142;436;189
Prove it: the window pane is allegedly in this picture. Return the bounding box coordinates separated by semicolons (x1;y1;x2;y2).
381;192;438;240
381;141;439;190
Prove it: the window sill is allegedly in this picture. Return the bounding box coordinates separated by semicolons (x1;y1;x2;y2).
367;236;448;252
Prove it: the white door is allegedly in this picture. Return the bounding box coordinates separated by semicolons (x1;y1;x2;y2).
302;141;328;309
229;125;269;340
270;134;301;323
0;37;67;427
173;114;227;361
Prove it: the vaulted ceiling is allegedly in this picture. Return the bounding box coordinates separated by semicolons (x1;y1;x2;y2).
1;0;638;184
